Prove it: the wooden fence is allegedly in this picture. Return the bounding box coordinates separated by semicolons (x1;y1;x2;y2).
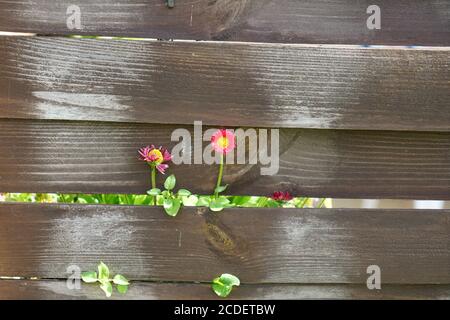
0;0;449;299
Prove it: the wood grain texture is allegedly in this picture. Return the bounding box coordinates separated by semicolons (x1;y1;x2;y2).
0;280;449;300
0;0;449;45
1;119;450;199
0;203;448;284
1;37;449;131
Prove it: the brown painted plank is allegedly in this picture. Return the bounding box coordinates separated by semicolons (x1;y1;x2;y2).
0;1;449;45
0;203;448;283
0;37;449;131
0;280;449;300
1;119;450;199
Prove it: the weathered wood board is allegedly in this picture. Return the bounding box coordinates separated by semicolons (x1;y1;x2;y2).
0;0;449;45
0;38;449;131
0;119;449;198
0;280;449;300
0;203;448;284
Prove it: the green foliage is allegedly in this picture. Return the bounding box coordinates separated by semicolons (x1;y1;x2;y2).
212;274;240;298
150;174;197;217
81;262;129;297
1;193;330;209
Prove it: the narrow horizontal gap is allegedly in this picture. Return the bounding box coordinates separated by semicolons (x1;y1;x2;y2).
2;277;445;287
0;193;329;209
1;32;449;51
1;193;449;209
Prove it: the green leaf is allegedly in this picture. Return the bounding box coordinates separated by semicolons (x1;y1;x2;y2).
214;185;228;194
147;188;161;196
98;262;110;281
112;274;129;286
164;198;181;217
210;196;230;211
164;174;176;191
212;281;232;298
182;195;198;206
81;271;98;283
132;195;149;205
266;199;281;208
163;198;173;210
100;281;113;298
211;274;240;298
209;198;225;212
161;190;170;197
196;196;211;206
117;284;128;294
216;196;230;206
156;195;165;205
256;197;269;207
219;273;240;286
76;194;98;204
177;189;191;197
230;196;253;206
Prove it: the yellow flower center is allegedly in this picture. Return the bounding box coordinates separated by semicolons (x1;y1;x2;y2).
217;137;229;149
148;149;163;164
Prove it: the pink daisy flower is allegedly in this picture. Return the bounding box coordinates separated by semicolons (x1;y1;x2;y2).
139;145;172;174
271;191;293;201
211;129;236;154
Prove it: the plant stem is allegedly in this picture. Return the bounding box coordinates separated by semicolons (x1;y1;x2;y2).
214;153;224;198
151;166;156;205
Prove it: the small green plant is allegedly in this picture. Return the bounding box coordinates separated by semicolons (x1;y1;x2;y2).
81;262;130;297
148;174;197;217
212;273;240;298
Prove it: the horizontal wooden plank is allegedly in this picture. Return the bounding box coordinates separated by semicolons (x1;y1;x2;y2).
1;119;450;199
0;38;449;131
0;280;449;300
0;1;449;45
0;203;448;284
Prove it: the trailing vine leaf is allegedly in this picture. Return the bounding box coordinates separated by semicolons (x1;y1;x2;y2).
81;271;97;283
98;262;110;282
113;274;130;286
80;262;130;298
212;274;240;298
100;281;113;298
117;284;129;294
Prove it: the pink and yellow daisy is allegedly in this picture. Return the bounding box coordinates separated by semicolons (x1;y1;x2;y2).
211;129;236;155
139;145;172;174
